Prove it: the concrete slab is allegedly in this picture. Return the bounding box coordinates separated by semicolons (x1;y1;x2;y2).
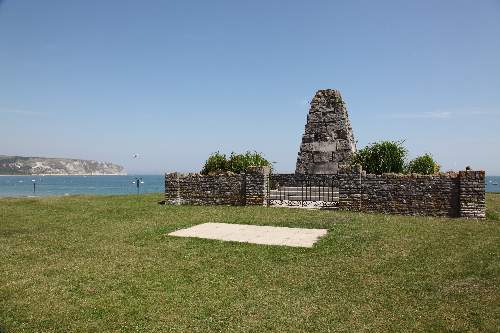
168;223;328;248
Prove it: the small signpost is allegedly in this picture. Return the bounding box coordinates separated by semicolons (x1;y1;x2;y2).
132;177;144;194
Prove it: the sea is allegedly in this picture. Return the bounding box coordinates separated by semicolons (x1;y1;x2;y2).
0;175;499;197
0;175;164;197
485;176;500;193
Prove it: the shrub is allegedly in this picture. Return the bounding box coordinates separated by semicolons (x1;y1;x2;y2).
351;140;408;174
201;152;228;175
227;151;271;174
201;151;271;174
407;154;440;175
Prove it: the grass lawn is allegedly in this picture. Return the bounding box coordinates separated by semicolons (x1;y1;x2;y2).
1;193;499;332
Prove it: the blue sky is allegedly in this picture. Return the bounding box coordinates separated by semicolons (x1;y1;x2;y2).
1;0;499;174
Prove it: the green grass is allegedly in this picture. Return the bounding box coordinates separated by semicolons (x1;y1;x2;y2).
1;193;499;332
486;192;500;221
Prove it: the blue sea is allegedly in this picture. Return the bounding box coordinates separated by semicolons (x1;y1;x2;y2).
0;175;499;197
485;176;500;193
0;175;164;197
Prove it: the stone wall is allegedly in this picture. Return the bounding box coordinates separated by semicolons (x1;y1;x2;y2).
165;172;245;205
165;166;485;218
165;166;270;206
337;169;363;212
269;168;485;218
358;173;460;217
245;166;271;205
459;170;486;218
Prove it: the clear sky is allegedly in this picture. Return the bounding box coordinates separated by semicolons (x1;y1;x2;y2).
1;0;499;174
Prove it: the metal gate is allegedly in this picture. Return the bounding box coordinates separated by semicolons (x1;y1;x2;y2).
267;177;339;209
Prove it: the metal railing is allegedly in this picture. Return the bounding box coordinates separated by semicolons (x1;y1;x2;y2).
267;177;339;207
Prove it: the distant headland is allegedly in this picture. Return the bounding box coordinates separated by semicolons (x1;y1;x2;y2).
0;155;126;176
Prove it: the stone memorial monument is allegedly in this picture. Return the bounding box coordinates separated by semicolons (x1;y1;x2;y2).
295;89;356;174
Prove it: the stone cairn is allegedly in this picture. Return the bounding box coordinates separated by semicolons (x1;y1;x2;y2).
295;89;356;174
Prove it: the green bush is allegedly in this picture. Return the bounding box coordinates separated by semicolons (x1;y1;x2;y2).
351;140;408;174
201;152;228;175
227;151;271;174
407;154;440;175
201;151;271;175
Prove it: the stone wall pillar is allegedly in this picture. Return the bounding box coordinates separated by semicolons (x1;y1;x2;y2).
338;165;364;211
459;170;486;218
165;172;181;204
245;166;271;206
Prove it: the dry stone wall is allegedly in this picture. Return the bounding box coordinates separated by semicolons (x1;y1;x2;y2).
269;168;485;218
245;166;271;205
459;170;486;218
358;173;460;217
165;172;245;205
165;166;484;218
165;166;270;206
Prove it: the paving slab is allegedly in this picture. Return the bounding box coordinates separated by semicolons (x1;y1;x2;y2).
168;223;328;248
